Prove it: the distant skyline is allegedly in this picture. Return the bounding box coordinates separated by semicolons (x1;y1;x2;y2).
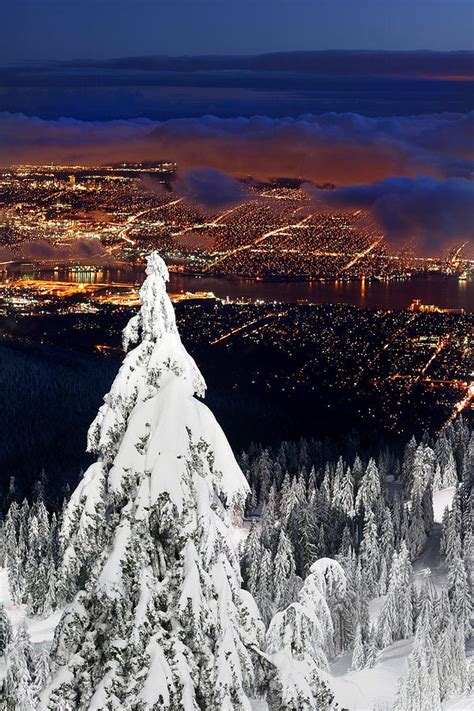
1;1;473;63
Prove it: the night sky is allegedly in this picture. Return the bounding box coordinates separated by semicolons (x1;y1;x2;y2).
1;0;473;62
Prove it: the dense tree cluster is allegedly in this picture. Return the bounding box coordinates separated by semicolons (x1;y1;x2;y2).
0;341;117;507
0;413;471;708
240;417;473;704
1;495;61;615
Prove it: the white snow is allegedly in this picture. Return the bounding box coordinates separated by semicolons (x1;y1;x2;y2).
443;693;474;710
330;638;413;710
433;485;456;524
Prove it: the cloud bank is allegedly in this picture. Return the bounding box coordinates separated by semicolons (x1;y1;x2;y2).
174;168;251;210
306;176;474;253
1;111;473;184
0;237;105;262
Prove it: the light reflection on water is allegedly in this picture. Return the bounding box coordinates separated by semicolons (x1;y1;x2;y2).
1;266;472;311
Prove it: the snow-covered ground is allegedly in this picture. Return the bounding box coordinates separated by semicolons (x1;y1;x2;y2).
433;485;456;523
330;638;413;710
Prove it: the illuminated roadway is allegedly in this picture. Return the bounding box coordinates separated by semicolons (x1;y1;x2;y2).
206;214;312;271
117;199;185;246
210;310;289;345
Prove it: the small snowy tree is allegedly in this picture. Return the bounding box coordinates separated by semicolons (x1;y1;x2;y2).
332;464;354;516
365;625;378;668
410;444;434;502
377;543;413;647
273;528;297;611
433;432;458;491
263;558;345;710
4;623;37;711
359;508;380;597
0;602;12;655
351;623;365;671
242;520;263;598
448;552;472;639
355;458;380;512
257;548;276;627
34;645;50;695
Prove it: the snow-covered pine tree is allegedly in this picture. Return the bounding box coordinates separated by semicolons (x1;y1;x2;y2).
350;623;365;671
295;503;319;576
333;551;357;653
447;551;472;639
263;558;345;710
353;559;370;639
355;458;380;512
332;463;354;517
3;501;23;604
254;449;273;504
358;507;380;597
261;484;279;552
3;622;37;711
0;602;12;655
376;543;413;647
242;520;263;599
433;431;458;491
379;506;394;588
280;475;303;527
402;436;417;496
246;485;258;517
332;458;344;501
25;500;52;615
256;548;275;627
410;444;434;503
408;497;427;558
41;253;264;710
352;454;363;486
34;646;51;696
273;528;297;611
365;625;378;669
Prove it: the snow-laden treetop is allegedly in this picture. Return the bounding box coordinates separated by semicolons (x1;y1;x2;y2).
122;251;206;394
87;252;209;465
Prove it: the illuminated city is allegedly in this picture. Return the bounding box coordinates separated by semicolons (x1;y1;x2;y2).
0;160;471;435
0;266;471;436
1;163;472;281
